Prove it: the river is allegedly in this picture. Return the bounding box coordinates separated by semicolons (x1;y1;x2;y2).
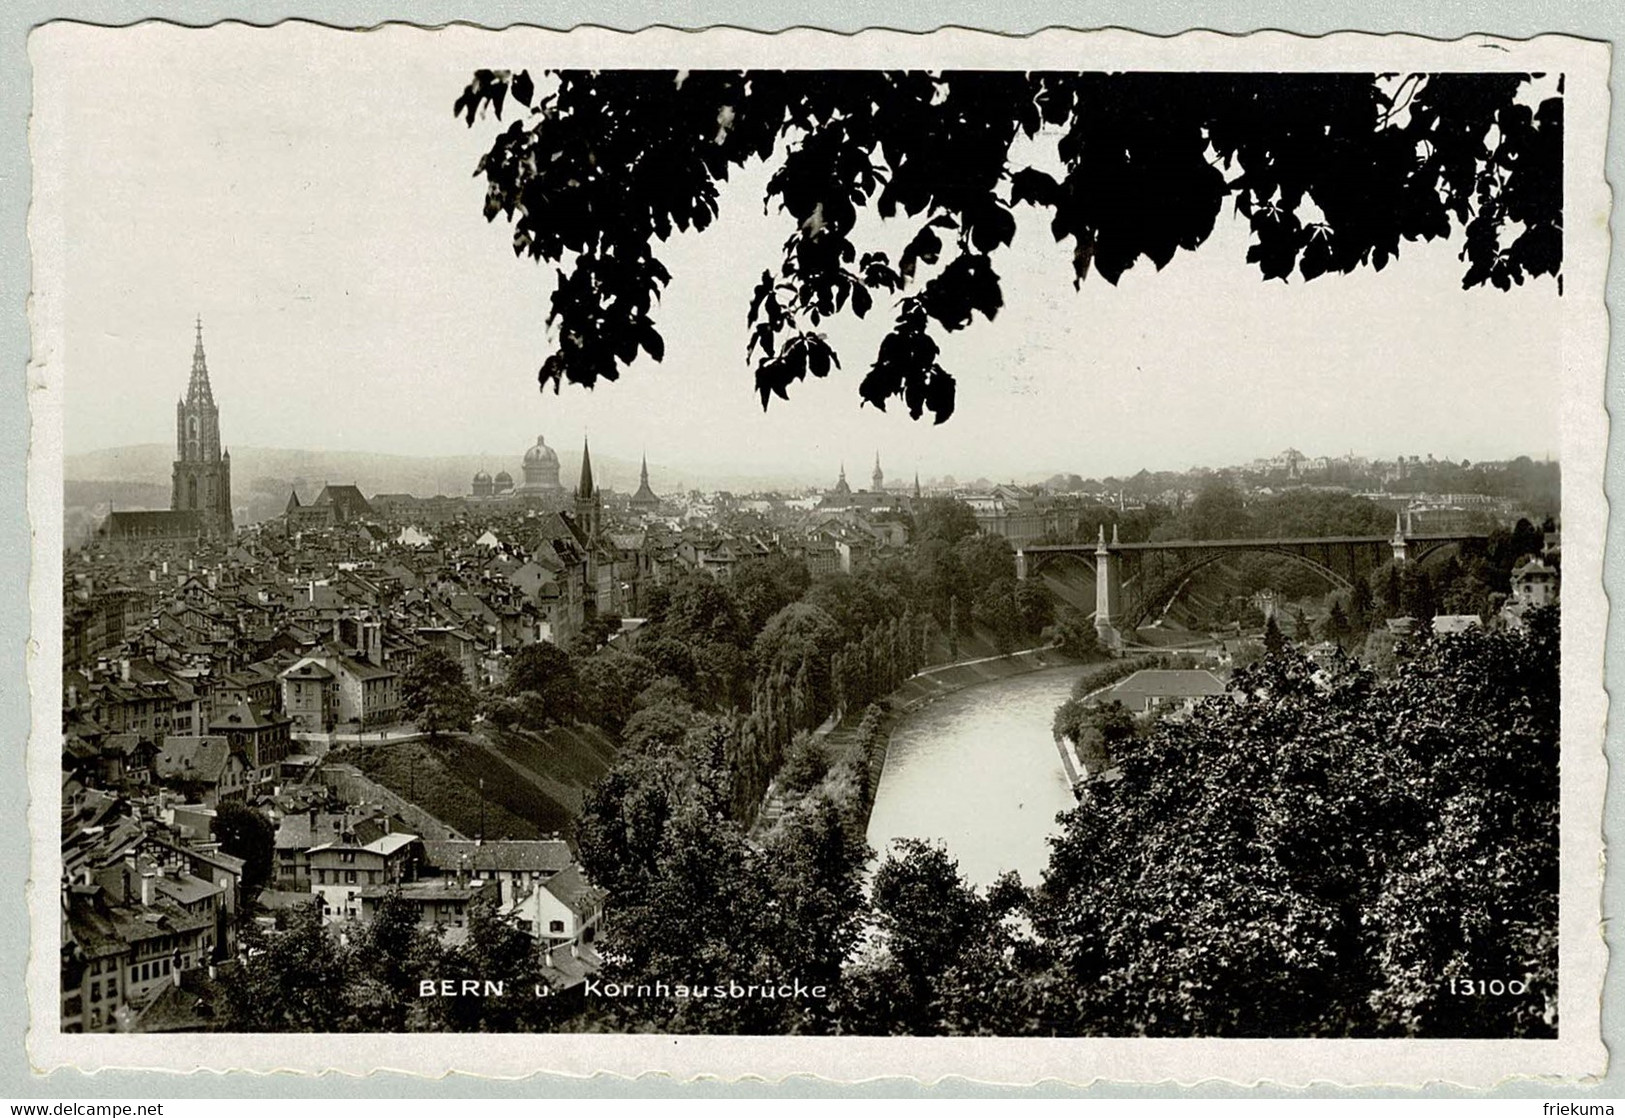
864;666;1082;888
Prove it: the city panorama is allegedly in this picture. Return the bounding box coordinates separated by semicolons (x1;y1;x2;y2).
50;56;1563;1040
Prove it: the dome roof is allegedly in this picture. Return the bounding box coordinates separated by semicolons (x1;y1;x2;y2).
473;469;492;481
494;470;514;483
524;436;559;466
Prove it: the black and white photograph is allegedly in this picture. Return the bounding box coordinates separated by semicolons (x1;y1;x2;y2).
24;22;1611;1086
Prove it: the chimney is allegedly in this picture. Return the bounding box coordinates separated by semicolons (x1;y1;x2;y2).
119;659;131;683
140;871;156;907
121;867;132;904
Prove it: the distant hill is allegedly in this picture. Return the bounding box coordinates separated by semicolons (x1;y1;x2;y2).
63;443;832;520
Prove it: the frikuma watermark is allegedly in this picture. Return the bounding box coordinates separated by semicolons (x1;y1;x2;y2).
419;978;830;1000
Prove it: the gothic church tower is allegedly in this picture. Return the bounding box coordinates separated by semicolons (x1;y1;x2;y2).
574;436;602;542
171;318;233;538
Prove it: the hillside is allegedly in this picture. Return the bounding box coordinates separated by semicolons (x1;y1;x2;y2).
63;443;835;516
341;721;619;842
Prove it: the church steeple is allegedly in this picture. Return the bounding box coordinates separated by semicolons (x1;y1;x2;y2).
574;437;601;543
630;451;660;513
577;437;595;499
172;317;232;538
187;316;215;407
872;452;884;493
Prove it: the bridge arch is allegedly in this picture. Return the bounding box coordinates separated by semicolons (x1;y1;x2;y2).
1118;546;1354;631
1020;548;1098;581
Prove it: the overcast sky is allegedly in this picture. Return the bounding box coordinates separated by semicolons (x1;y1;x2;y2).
36;22;1561;486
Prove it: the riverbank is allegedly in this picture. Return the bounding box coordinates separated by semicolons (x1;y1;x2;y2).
754;644;1091;837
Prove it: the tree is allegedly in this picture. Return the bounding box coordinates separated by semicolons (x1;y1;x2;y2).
1349;576;1375;632
433;895;562;1032
1324;600;1352;647
913;497;980;545
504;640;579;726
219;901;354;1032
1032;617;1558;1038
1049;604;1103;660
1187;481;1252;541
1263;613;1286;655
213;799;276;908
401;645;476;739
731;552;814;634
849;838;999;1033
1292;607;1313;643
752;602;845;717
458;71;1559;421
348;891;448;1031
576;648;660;736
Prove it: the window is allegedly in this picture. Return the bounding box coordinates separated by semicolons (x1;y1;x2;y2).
345;870;357;885
548;920;565;935
90;981;100;1002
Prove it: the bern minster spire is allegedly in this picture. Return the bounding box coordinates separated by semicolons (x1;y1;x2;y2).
172;317;233;538
188;315;215;407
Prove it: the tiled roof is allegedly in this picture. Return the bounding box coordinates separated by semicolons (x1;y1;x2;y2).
420;839;573;875
1108;669;1228;700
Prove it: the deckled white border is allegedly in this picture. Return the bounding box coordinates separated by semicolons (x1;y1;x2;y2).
24;23;1612;1087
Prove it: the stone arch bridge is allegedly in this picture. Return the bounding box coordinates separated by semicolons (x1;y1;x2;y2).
1016;521;1487;647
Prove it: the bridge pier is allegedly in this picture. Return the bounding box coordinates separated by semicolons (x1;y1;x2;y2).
1094;526;1123;652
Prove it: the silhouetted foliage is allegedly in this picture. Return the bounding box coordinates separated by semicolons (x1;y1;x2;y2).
457;70;1560;422
212;799;275;907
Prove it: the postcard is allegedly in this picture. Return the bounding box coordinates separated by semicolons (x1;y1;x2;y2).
25;22;1612;1087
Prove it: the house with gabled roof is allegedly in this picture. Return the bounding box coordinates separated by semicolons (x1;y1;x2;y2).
154;736;250;807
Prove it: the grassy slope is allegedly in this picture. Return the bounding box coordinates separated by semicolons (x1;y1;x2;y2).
345;722;619;842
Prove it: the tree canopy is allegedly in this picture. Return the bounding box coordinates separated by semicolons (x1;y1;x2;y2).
458;70;1561;422
401;645;476;738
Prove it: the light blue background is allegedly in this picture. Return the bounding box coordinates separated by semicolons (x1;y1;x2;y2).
2;1;1618;1100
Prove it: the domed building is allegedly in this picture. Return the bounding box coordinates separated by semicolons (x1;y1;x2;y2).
471;469;493;499
493;469;514;495
517;435;563;495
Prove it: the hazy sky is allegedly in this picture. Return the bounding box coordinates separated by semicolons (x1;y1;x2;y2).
37;23;1561;485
